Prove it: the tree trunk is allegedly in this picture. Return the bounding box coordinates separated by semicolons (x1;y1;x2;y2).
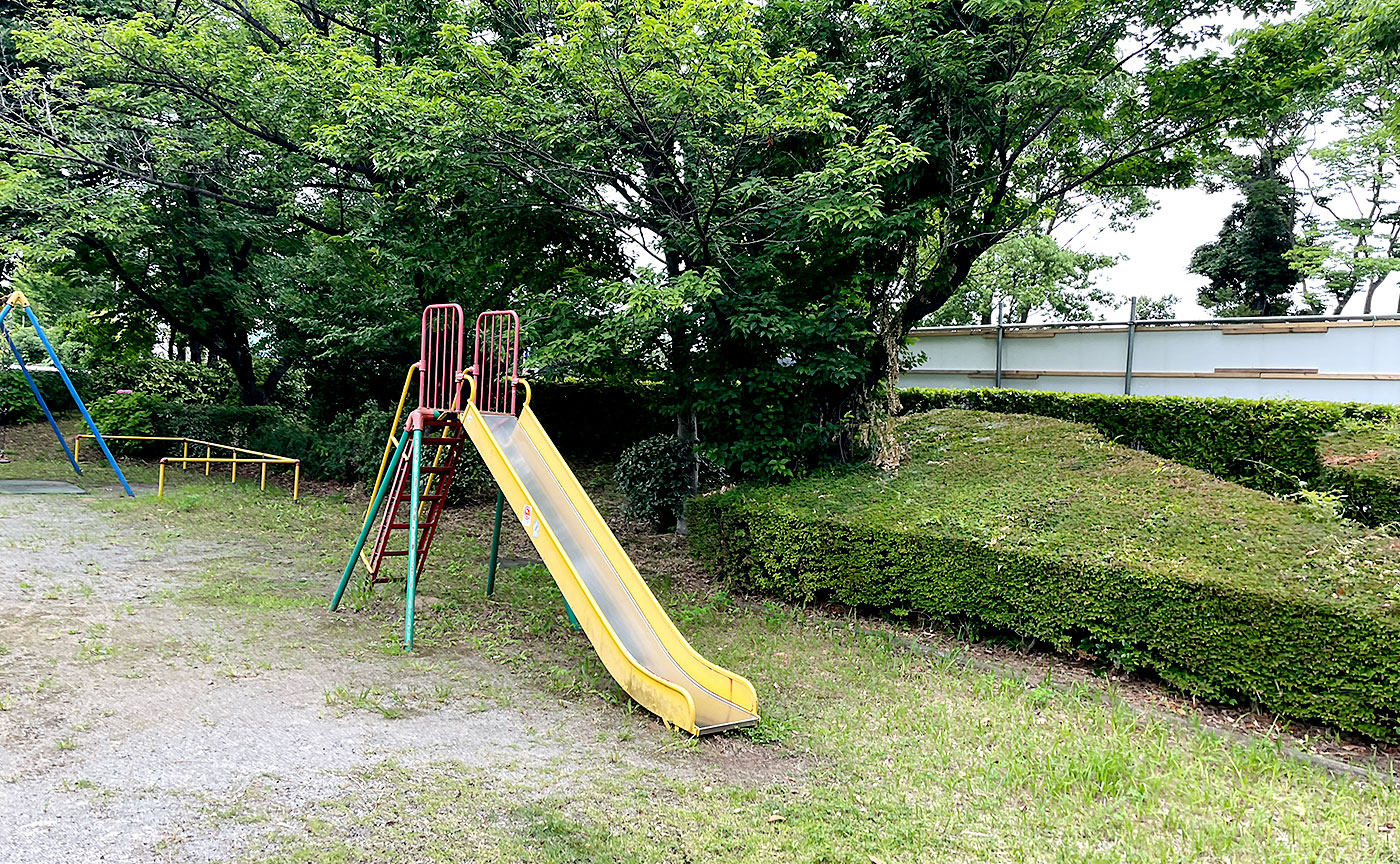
220;332;270;405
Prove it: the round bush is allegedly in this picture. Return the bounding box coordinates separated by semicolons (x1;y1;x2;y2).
615;434;724;532
88;392;168;456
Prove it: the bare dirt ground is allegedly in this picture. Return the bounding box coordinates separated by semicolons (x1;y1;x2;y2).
0;489;763;863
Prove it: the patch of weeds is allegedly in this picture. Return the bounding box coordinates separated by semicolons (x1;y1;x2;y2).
324;684;409;720
55;737;76;751
183;569;318;611
77;623;114;661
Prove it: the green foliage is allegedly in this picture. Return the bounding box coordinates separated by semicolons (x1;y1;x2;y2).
0;370;42;423
615;435;724;531
1191;160;1304;316
88;392;167;456
1283;26;1399;315
87;358;239;405
1318;422;1400;526
689;410;1400;740
899;388;1398;497
1131;294;1181;320
928;234;1117;326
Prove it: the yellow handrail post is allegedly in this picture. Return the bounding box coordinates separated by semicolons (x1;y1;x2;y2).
205;446;211;476
261;462;267;491
363;363;419;523
73;435;81;463
294;461;301;501
182;440;189;470
231;447;237;484
158;461;166;497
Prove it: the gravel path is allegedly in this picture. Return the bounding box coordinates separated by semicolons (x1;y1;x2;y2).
0;492;652;863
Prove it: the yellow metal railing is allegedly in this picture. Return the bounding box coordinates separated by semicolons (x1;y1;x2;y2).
74;435;301;500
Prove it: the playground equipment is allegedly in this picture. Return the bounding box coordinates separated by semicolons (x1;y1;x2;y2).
74;434;301;500
331;306;758;736
0;291;134;497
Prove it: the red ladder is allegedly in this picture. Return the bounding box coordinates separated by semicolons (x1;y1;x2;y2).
367;414;466;582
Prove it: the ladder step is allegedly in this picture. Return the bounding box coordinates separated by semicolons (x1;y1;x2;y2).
420;437;462;445
389;520;442;530
386;493;447;507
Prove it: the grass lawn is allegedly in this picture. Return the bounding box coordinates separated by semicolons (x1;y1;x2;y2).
1;415;1398;862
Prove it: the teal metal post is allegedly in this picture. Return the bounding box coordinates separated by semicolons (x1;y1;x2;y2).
486;489;504;595
404;427;423;649
21;306;133;497
330;428;410;611
1;320;79;473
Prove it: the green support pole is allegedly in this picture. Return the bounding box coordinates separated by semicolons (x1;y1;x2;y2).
330;428;410;611
564;600;580;631
404;427;423;649
486;489;504;595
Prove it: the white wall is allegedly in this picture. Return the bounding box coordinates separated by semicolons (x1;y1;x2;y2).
902;321;1400;404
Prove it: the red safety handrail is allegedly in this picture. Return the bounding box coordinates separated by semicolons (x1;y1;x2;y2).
420;304;466;411
472;310;521;415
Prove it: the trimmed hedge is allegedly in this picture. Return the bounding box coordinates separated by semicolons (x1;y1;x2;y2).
1318;424;1400;527
530;380;670;456
900;388;1399;497
128;379;663;490
689;409;1400;740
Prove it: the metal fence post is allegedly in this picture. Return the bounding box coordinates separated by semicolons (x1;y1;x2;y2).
1124;297;1138;396
995;297;1005;389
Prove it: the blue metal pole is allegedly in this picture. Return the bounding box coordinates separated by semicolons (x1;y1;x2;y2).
1;319;81;473
405;426;423;650
22;306;134;497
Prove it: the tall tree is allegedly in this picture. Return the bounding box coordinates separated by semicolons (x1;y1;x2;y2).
770;0;1332;412
1284;1;1399;314
1190;156;1303;316
929;233;1115;325
0;0;624;408
330;0;920;477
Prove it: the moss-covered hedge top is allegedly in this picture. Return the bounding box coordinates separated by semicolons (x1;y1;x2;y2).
1320;422;1400;485
724;409;1400;619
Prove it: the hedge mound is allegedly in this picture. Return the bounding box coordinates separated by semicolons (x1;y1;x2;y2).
898;388;1398;498
689;409;1400;740
1319;423;1400;527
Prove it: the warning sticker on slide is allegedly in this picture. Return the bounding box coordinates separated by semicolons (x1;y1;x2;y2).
521;504;533;526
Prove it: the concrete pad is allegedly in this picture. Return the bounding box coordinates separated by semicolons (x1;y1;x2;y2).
0;479;86;494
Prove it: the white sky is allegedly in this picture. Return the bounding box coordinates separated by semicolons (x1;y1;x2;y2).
1052;7;1400;321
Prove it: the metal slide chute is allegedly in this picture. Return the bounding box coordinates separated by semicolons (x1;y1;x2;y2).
333;305;757;735
460;399;758;735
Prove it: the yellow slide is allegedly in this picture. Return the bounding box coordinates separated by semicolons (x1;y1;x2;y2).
459;401;759;736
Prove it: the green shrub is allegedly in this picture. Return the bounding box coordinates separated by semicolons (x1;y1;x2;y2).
900;388;1399;497
0;370;43;424
689;409;1400;740
88;392;168;456
615;434;725;531
89;357;239;405
1317;423;1400;526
